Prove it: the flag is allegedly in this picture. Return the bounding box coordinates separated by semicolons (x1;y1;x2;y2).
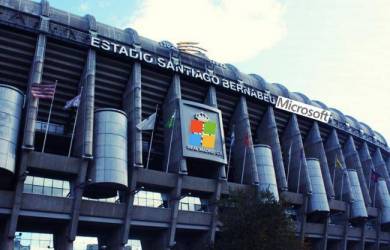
165;111;176;128
64;94;81;109
371;169;381;183
137;112;157;131
244;133;252;147
335;155;343;169
31;83;56;99
230;129;235;147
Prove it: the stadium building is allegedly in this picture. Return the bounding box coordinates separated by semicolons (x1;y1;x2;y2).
0;0;390;249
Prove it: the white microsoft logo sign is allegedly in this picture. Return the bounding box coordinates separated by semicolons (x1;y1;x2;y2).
275;96;331;123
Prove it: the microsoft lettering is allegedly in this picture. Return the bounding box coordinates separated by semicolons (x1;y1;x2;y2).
276;96;331;123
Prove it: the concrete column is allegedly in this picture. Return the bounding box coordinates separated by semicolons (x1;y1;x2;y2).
98;228;123;250
67;160;88;243
120;167;140;247
281;114;312;194
325;129;353;202
230;96;258;185
163;74;187;174
1;151;29;250
160;174;185;250
72;48;96;158
53;228;73;250
123;62;143;168
256;106;288;191
305;122;335;199
343;136;372;206
299;194;309;243
320;215;330;250
341;205;350;250
359;223;367;250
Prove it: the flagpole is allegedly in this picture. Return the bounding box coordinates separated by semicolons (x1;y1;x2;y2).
67;87;83;158
146;104;158;169
226;146;232;180
165;111;175;173
373;181;377;207
332;154;337;191
240;146;247;184
296;158;302;193
340;170;344;200
226;125;235;181
286;142;292;187
42;80;57;153
368;170;372;191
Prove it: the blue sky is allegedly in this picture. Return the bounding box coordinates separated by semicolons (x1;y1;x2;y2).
41;0;390;141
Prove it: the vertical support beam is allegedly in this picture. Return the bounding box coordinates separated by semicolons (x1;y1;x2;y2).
359;223;367;250
163;74;187;174
344;136;372;206
162;74;186;249
230;96;259;185
299;194;309;243
167;174;184;249
281;114;312;194
120;167;140;248
123;62;143;168
2;4;50;246
22;28;48;149
359;143;376;203
325;129;353;202
1;152;28;250
64;15;97;247
66;160;88;247
73;48;95;158
321;215;329;250
341;205;350;250
304;122;335;199
376;212;381;250
119;59;143;248
255;106;288;191
203;86;224;246
74;13;97;159
372;148;390;191
54;227;72;250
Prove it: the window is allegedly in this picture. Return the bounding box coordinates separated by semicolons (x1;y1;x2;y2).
134;191;166;208
14;232;53;249
126;239;142;250
179;196;207;212
35;120;65;135
23;176;70;198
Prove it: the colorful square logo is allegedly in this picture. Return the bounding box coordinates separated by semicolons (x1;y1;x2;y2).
188;112;217;149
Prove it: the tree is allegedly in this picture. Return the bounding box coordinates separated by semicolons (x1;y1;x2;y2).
213;188;302;250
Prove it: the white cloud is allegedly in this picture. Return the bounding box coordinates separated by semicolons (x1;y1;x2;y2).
79;2;89;12
128;0;286;63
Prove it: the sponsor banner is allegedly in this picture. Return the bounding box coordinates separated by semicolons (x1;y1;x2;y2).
180;100;227;164
90;37;276;105
275;96;331;123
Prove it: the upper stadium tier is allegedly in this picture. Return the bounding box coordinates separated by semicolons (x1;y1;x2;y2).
0;0;387;152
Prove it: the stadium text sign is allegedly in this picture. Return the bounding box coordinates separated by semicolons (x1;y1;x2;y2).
90;37;276;105
275;96;331;123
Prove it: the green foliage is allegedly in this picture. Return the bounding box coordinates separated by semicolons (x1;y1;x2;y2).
213;188;302;250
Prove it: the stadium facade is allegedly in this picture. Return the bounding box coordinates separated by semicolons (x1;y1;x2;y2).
0;0;390;249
